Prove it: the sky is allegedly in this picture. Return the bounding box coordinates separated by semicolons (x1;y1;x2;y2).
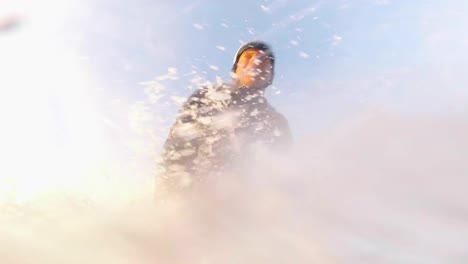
3;0;467;119
64;0;468;131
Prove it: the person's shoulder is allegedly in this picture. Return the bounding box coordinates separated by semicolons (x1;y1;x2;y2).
261;99;289;128
259;99;292;148
188;85;209;99
261;98;284;117
271;109;289;128
184;84;212;104
190;82;229;96
184;82;230;107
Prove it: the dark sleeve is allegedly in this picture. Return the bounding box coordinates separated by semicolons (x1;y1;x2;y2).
271;112;293;151
157;88;207;190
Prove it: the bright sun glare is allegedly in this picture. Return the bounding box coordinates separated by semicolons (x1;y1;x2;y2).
0;0;113;203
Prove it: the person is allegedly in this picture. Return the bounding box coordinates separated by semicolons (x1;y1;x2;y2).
156;41;292;202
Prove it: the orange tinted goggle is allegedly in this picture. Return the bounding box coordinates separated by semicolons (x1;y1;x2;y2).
238;49;269;62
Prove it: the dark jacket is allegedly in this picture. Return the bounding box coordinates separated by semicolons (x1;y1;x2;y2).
157;83;291;195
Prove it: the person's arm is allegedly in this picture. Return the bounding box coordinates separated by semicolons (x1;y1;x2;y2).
156;88;208;195
271;112;292;151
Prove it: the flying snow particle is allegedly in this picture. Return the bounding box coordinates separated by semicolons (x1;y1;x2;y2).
216;76;223;86
193;23;204;30
299;51;309;58
260;5;270;12
191;75;203;84
290;40;299;46
209;65;219;71
152;67;179;81
230;72;238;79
216;45;226;51
375;0;392;5
143;81;166;104
332;35;343;46
250;109;259;117
221;23;229;28
179;148;196;157
168;67;177;74
171;96;187;106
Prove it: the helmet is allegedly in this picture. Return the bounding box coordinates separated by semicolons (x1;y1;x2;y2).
231;41;275;83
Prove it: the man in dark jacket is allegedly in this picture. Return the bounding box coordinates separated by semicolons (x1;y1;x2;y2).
156;41;291;201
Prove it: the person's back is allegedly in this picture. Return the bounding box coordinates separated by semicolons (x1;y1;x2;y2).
156;41;291;202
